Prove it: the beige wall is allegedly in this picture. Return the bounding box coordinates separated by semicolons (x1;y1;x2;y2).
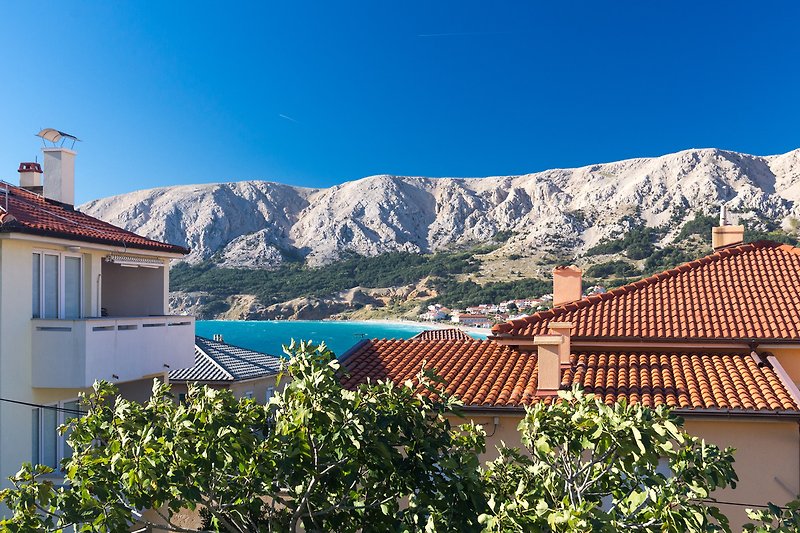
685;418;799;529
769;346;800;385
456;410;799;530
169;375;280;404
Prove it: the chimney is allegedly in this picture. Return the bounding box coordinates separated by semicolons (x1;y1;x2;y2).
18;162;43;194
552;265;582;306
712;205;744;250
534;321;572;394
42;147;76;206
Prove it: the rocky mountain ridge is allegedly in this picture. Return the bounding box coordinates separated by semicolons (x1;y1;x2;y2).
80;147;800;269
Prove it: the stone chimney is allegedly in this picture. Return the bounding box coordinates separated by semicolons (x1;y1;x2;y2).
534;321;572;394
18;162;43;194
42;147;76;206
712;205;744;250
552;265;582;306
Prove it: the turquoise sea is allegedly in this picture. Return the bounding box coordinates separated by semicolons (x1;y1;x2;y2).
196;320;486;357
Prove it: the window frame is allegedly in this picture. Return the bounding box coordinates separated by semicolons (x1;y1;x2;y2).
32;250;84;319
32;398;82;471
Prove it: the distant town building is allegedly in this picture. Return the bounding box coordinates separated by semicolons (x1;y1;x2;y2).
451;313;492;328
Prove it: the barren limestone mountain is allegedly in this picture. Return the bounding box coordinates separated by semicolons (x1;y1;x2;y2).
80;148;800;269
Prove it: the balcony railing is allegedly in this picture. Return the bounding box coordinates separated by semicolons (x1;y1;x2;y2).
32;316;195;389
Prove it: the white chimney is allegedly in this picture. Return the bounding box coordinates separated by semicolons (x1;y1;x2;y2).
18;162;43;193
42;147;76;206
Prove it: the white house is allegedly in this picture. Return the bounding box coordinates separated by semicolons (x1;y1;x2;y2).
0;130;195;491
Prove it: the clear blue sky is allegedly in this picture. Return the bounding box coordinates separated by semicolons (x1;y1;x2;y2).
1;1;798;204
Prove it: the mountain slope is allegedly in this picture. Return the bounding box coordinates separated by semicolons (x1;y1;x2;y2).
80;147;800;268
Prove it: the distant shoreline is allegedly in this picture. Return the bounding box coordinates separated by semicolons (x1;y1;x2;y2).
196;317;492;338
348;318;490;337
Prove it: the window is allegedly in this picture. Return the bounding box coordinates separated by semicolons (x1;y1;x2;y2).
244;391;254;400
32;400;83;470
265;387;275;403
32;252;82;319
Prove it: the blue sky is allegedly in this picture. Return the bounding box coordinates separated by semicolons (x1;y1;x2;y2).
1;1;798;204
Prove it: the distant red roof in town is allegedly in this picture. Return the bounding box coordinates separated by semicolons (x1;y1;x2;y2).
0;183;188;254
411;328;472;341
341;338;799;412
492;241;800;341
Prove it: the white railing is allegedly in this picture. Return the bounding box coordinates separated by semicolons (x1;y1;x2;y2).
32;316;195;388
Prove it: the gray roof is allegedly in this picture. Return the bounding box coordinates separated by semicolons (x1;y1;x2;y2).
169;336;283;383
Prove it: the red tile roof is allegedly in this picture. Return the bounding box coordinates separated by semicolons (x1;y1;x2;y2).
492;241;800;340
341;338;800;412
0;183;188;254
411;328;473;341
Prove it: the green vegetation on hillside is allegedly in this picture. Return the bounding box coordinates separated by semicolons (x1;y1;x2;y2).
431;278;551;308
585;260;639;278
676;212;717;241
586;226;662;259
171;250;482;314
172;214;800;317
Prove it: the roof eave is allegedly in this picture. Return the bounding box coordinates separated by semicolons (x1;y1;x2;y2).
0;225;190;256
458;404;800;419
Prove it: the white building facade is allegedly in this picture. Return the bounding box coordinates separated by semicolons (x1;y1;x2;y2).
0;134;194;490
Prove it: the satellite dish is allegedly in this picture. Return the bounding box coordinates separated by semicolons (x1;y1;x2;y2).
36;128;81;149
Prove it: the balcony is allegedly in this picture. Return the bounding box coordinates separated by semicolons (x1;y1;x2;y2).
32;316;195;389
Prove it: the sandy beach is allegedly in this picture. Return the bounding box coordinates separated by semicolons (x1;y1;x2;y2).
353;318;490;337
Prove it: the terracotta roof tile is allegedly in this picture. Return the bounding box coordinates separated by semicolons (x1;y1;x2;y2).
341;339;799;412
0;183;188;254
491;241;800;340
411;328;473;341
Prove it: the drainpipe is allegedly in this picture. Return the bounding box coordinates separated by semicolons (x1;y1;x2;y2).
96;274;102;317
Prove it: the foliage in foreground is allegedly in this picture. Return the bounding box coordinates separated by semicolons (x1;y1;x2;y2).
0;341;485;532
479;387;738;532
3;351;800;532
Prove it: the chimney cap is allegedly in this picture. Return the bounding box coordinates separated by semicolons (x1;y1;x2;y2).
552;265;581;274
18;162;42;173
36;128;80;149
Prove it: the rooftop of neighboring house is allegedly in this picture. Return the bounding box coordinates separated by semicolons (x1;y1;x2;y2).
170;336;283;383
492;240;800;341
341;338;800;414
342;235;800;416
0;182;188;254
411;328;473;341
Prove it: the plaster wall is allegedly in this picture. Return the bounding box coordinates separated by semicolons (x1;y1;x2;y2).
169;375;279;404
0;236;184;494
769;346;800;385
454;412;799;530
684;418;800;529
